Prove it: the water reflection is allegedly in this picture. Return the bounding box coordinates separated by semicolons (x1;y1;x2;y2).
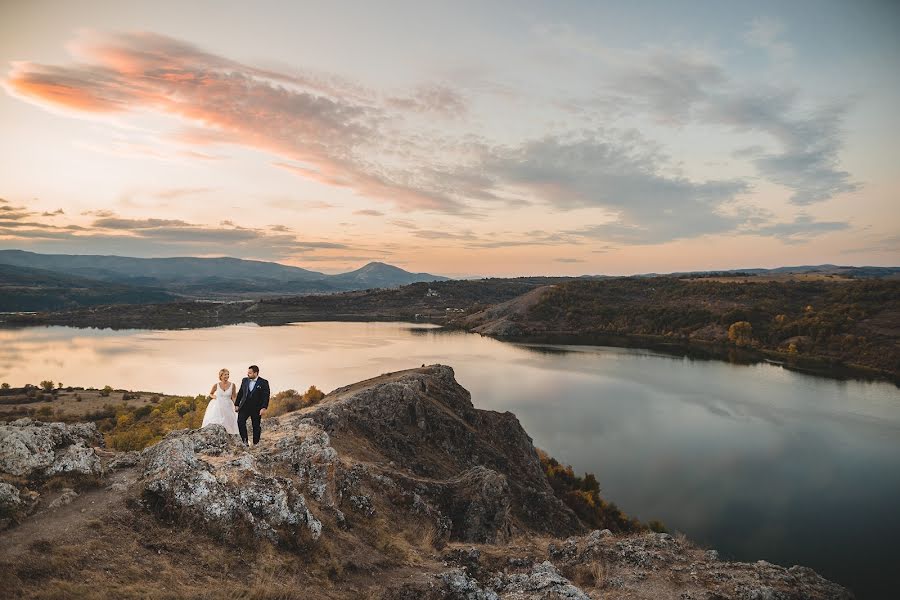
1;322;898;597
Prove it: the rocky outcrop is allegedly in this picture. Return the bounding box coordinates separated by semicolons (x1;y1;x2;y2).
545;530;853;600
0;418;103;479
0;365;855;599
302;365;581;541
139;425;321;544
131;366;577;548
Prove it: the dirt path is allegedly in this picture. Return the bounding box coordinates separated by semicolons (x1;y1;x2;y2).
0;465;138;557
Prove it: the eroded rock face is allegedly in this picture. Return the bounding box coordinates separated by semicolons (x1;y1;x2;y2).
132;366;576;548
305;365;581;541
0;418;103;479
139;425;321;544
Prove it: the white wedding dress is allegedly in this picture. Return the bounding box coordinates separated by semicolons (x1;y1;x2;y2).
202;382;240;435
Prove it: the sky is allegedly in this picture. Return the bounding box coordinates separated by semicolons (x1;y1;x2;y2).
0;0;898;277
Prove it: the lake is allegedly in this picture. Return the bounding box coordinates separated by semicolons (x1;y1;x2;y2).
3;321;899;598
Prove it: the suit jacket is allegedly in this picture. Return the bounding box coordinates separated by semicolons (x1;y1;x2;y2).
235;376;270;413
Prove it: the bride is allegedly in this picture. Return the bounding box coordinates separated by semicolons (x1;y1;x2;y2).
202;368;240;435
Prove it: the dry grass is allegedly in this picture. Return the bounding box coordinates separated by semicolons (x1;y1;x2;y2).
573;558;609;589
417;520;442;551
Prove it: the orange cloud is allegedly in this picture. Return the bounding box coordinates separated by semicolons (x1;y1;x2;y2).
6;62;129;113
5;31;467;214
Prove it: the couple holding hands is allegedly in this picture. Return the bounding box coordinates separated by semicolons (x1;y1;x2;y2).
201;365;270;446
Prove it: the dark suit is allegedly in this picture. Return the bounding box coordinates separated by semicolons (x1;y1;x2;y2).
234;376;269;444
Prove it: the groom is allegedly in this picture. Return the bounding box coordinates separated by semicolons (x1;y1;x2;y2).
234;364;270;446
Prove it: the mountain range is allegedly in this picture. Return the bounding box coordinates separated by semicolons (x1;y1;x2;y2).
0;249;450;311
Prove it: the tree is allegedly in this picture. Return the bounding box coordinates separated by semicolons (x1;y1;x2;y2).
40;380;54;392
727;321;753;347
1;383;9;390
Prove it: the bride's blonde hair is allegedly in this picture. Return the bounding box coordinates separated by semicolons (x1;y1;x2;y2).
218;368;230;380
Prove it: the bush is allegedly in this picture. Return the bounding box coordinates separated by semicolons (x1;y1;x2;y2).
727;321;753;346
1;383;9;390
40;380;54;392
100;385;114;397
648;520;668;533
537;448;643;533
268;385;326;417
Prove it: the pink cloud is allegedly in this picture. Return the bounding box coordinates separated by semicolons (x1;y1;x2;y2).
5;31;466;213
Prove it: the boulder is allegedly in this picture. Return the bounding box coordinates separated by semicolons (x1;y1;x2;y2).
0;418;103;479
139;425;321;544
0;481;22;511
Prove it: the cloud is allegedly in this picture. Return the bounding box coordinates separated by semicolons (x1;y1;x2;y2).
0;211;353;260
0;203;32;221
480;132;749;243
153;187;214;200
840;234;900;256
748;214;850;244
704;93;859;205
554;257;585;263
93;217;191;229
4;29;860;250
88;215;349;249
386;84;467;118
389;220;419;229
5;31;469;214
353;209;384;216
557;39;858;206
744;17;794;64
80;209;116;218
412;229;478;241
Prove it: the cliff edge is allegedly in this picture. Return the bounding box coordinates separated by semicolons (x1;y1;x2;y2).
0;365;852;599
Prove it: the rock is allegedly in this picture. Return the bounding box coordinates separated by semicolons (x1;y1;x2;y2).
304;365;581;541
389;561;590;600
496;561;591;599
48;488;78;509
0;482;23;511
266;420;338;503
443;547;485;581
0;419;103;479
139;425;321;544
549;537;579;560
107;451;141;470
439;569;499;600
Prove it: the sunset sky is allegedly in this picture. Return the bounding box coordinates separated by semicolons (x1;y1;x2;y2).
1;0;898;277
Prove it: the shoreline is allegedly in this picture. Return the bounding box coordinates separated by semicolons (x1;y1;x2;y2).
4;312;898;386
473;330;900;386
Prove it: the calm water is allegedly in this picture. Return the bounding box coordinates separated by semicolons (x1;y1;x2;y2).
3;322;899;598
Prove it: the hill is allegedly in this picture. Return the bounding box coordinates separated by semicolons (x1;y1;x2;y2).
0;366;852;599
0;250;450;307
454;277;900;381
0;263;177;312
329;261;450;288
0;277;574;329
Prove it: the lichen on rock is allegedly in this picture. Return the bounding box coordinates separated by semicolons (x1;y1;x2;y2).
0;418;103;479
139;425;321;544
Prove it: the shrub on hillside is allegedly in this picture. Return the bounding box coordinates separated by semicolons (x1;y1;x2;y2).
537;448;644;534
268;385;326;417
